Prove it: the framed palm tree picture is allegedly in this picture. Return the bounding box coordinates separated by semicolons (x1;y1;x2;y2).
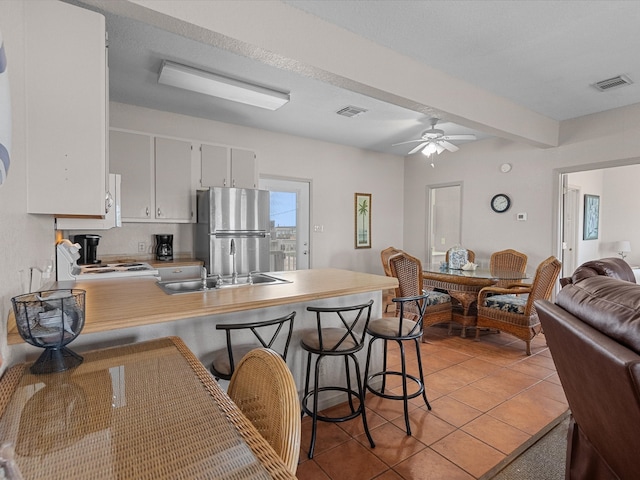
355;193;371;249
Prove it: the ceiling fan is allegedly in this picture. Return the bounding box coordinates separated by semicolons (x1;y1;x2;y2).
393;118;477;157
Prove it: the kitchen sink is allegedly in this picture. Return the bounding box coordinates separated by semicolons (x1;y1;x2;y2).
156;273;291;295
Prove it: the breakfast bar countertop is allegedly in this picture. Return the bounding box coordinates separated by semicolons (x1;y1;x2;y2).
7;269;397;345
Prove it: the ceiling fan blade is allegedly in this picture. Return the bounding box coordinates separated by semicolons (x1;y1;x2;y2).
442;134;477;141
408;142;429;155
392;139;425;146
441;141;460;152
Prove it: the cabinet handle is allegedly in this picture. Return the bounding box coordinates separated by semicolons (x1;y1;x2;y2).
157;207;162;217
232;179;236;187
146;207;150;217
223;178;227;187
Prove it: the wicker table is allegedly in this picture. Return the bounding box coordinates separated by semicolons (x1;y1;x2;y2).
0;337;295;479
423;266;528;337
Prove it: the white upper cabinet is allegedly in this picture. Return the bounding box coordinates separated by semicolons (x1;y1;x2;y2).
201;144;257;189
155;137;193;221
110;130;194;223
25;1;108;216
110;130;153;220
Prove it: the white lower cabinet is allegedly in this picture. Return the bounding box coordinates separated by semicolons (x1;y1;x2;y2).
110;130;194;223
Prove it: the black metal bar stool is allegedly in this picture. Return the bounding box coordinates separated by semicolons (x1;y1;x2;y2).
300;300;375;458
210;311;296;380
363;294;431;436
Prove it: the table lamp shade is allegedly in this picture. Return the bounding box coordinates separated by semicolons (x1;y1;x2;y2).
616;241;631;253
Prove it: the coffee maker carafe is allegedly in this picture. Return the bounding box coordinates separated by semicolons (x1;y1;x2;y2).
155;234;173;261
73;234;101;265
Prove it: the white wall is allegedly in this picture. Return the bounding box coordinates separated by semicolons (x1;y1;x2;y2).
0;2;60;366
403;103;640;271
100;102;405;274
566;170;603;266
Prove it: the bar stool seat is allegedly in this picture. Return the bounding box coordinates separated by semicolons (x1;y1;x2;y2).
300;300;375;459
364;294;431;436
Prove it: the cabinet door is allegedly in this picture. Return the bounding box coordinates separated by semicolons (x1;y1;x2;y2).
230;148;258;189
201;144;230;188
110;131;153;220
25;1;107;215
155;137;193;221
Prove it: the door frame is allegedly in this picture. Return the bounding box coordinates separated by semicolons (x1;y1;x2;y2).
259;175;311;270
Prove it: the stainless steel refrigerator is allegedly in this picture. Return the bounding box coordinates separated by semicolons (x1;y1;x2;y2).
195;187;271;276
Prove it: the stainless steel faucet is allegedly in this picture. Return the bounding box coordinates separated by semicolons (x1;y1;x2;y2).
201;266;208;289
230;239;238;284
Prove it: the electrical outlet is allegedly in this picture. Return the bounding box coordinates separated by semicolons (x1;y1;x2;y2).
138;242;146;253
313;225;324;233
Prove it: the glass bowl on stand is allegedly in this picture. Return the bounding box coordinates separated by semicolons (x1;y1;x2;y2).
11;289;86;374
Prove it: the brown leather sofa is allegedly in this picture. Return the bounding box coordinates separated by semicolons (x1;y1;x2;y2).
536;258;640;480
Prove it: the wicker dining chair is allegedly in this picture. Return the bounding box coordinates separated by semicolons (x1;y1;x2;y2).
475;256;561;355
388;250;452;337
228;348;301;476
381;246;403;314
210;311;296;380
490;249;528;287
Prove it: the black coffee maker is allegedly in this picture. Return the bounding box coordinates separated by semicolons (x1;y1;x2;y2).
155;234;173;261
73;234;101;265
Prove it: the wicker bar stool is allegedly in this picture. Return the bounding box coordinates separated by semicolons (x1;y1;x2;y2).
210;311;296;380
300;300;375;458
364;294;431;436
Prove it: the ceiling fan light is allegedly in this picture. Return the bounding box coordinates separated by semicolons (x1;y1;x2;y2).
435;144;445;154
422;142;437;157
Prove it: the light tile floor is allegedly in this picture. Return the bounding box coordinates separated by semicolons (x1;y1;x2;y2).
296;325;569;480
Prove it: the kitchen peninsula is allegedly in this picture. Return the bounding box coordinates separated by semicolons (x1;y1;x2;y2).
7;269;396;392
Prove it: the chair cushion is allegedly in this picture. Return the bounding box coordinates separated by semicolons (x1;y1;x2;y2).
425;291;451;306
300;328;359;352
483;294;528;314
367;317;419;338
211;344;257;377
448;248;469;269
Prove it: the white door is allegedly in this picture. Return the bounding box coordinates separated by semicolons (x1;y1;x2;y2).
562;177;579;278
259;178;310;270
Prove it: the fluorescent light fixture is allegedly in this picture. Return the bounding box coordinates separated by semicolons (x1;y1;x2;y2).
158;60;290;110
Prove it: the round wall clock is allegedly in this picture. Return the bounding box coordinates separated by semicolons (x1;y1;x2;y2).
491;194;511;213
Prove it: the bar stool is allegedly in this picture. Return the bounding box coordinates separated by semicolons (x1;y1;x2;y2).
210;311;296;380
364;294;431;436
300;300;375;458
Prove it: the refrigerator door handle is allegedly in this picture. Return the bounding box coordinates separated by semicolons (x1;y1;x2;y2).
213;231;269;238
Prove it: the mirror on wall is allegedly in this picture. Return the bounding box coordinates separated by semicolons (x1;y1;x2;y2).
426;183;462;266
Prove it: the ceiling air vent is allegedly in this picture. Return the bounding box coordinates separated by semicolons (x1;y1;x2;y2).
336;105;368;118
593;75;633;92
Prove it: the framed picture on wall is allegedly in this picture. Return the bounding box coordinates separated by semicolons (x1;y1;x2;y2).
583;194;600;240
355;193;371;249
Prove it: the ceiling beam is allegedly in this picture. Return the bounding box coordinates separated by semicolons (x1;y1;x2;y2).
80;0;559;148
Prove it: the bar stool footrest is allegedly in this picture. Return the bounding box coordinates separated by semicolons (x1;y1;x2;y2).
366;371;424;400
302;386;364;423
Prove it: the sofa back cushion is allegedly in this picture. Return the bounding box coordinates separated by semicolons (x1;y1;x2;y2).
556;275;640;354
560;257;635;286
